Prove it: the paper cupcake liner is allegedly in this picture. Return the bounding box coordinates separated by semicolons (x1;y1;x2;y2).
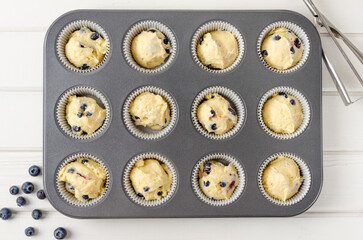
123;152;178;207
191;153;245;207
191;20;245;74
55;86;111;140
56;152;111;207
258;152;311;206
257;21;310;73
123;86;178;140
191;86;245;140
257;86;310;140
56;20;110;73
123;20;177;74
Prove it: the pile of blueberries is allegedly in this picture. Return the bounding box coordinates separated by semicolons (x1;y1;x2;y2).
0;165;67;239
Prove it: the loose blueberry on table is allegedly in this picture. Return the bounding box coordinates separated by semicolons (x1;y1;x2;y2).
31;209;42;220
9;185;19;195
16;196;26;207
0;208;12;220
54;227;67;239
37;189;46;200
22;182;35;194
28;165;40;177
25;227;35;237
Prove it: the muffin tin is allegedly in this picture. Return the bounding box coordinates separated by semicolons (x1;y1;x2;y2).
44;10;322;218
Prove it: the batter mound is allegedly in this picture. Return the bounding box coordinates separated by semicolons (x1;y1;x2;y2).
58;157;107;202
262;156;303;201
197;30;239;69
131;28;171;69
65;27;108;69
261;27;304;70
262;92;303;134
197;93;237;135
66;95;106;135
199;161;239;200
129;92;171;130
130;159;172;201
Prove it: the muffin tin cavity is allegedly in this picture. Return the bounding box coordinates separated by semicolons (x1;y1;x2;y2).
56;20;111;73
191;153;245;207
123;86;178;140
257;21;310;73
123;152;178;207
55;153;111;207
191;86;245;140
258;152;311;206
55;86;111;140
257;86;311;140
191;20;245;74
123;20;177;74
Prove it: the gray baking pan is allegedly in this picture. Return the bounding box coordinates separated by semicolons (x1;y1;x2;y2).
43;10;322;218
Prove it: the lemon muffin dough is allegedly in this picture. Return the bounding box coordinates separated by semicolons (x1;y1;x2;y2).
262;156;303;201
261;27;304;70
129;92;171;130
199;161;239;200
262;92;303;134
66;95;106;135
130;159;172;201
65;27;108;69
131;28;171;69
197;93;237;135
197;30;239;69
58;157;107;202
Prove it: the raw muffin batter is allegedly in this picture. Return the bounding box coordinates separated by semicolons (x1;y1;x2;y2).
65;27;108;69
260;27;304;70
197;30;239;69
130;159;172;201
131;28;171;69
199;161;239;200
129;92;171;130
66;95;106;135
262;92;303;134
58;157;107;202
197;93;237;135
262;156;303;201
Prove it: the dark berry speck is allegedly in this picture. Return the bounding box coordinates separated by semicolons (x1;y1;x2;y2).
91;32;99;40
25;227;35;237
278;92;288;98
294;38;301;48
0;208;12;220
274;35;281;40
148;29;156;33
210;109;216;117
203;181;210;187
79;64;89;70
9;186;19;195
32;209;42;220
22;182;34;194
54;227;67;239
72;126;81;132
165;48;171;54
134;116;140;119
261;50;268;57
163;37;169;45
290;46;295;54
290;99;296;105
67;168;75;174
29;165;40;177
220;181;227;187
144;187;150;192
82;195;89;200
16;196;26;207
81;159;89;164
203;162;212;175
77;112;83;118
228;107;236;116
37;189;46;200
86;112;93;117
80;103;87;110
157;191;162;196
137;193;144;197
211;123;217;131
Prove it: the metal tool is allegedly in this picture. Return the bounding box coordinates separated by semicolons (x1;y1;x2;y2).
303;0;363;106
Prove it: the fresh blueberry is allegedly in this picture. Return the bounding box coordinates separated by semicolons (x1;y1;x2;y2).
278;92;288;98
25;227;35;237
16;196;26;207
37;189;46;200
228;107;236;116
294;38;301;48
157;191;162;196
274;35;281;40
290;99;296;105
165;48;171;54
261;50;268;57
32;209;42;220
210;110;216;117
72;126;81;132
79;64;89;70
163;38;169;45
81;159;89;164
86;112;92;117
67;168;75;174
22;182;34;194
77;112;84;118
211;123;217;131
91;32;99;40
80;103;87;110
203;162;212;175
137;193;144;197
0;208;12;220
203;181;210;187
82;195;89;200
220;181;227;187
144;187;150;192
54;227;67;239
290;46;295;54
148;29;157;33
9;186;19;195
164;118;167;124
29;165;40;177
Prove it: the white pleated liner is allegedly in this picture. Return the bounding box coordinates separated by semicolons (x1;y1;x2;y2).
191;20;245;74
257;21;311;73
56;20;111;73
191;153;245;207
258;152;311;206
123;152;178;207
123;86;178;140
191;86;245;140
257;86;311;140
123;20;177;74
56;153;111;207
55;86;111;140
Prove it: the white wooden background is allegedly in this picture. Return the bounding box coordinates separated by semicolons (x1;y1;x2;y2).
1;0;363;239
